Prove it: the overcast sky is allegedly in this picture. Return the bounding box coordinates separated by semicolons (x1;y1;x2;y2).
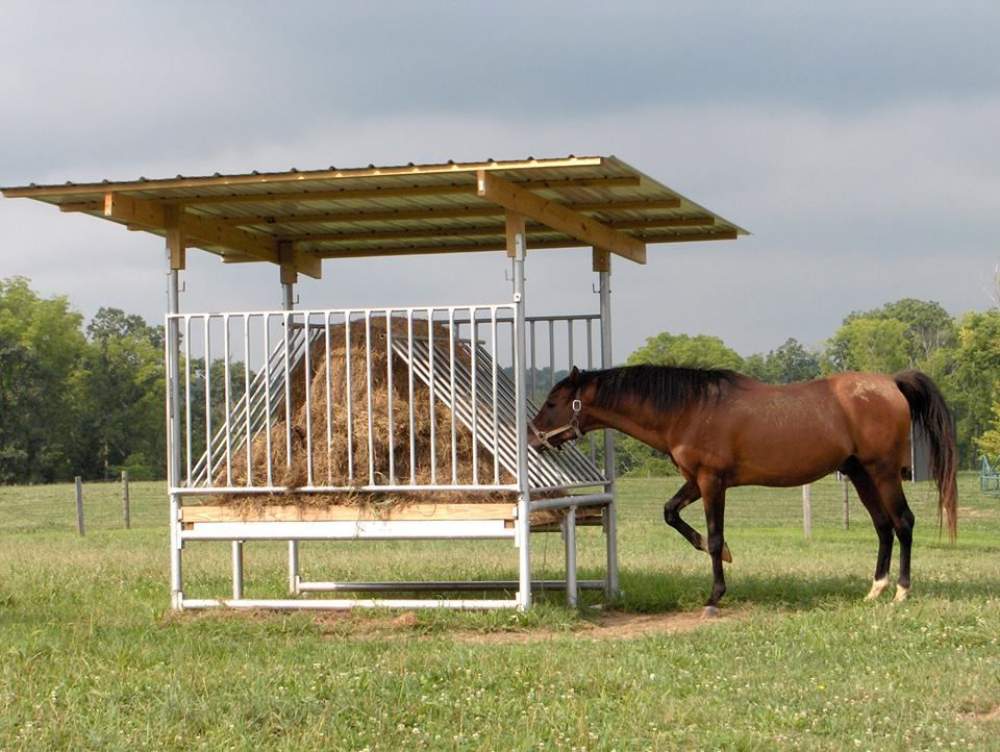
1;1;998;357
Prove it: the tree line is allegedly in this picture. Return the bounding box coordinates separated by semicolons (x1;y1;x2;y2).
1;276;997;483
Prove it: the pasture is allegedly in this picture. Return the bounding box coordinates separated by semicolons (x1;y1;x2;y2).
1;474;998;751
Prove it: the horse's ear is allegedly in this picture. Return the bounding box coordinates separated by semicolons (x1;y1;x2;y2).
570;365;580;384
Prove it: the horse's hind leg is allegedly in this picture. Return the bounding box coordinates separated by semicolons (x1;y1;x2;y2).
664;480;732;562
846;462;895;600
875;475;915;602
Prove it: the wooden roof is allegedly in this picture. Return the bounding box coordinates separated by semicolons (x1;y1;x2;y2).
1;155;747;278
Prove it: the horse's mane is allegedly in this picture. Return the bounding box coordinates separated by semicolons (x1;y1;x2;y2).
563;364;741;413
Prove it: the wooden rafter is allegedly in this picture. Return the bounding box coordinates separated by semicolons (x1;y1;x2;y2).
476;171;646;264
310;230;738;259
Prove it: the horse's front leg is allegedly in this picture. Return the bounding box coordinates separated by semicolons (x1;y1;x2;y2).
699;473;729;617
664;479;732;562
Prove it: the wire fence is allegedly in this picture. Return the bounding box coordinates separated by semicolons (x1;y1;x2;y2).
0;477;168;535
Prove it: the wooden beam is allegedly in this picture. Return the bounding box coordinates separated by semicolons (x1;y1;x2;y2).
59;200;102;212
592;248;610;273
168;176;640;207
273;215;715;245
505;211;526;258
278;241;297;285
163;206;185;270
311;230;738;259
476;171;646;264
208;198;682;228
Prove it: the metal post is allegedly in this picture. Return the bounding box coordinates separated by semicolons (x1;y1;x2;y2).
512;230;532;611
74;476;84;536
599;268;619;598
166;260;183;609
842;477;850;530
121;469;130;530
563;507;578;608
802;484;813;539
282;279;300;595
232;541;244;599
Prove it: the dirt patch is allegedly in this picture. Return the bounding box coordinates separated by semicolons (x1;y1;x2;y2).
961;704;1000;723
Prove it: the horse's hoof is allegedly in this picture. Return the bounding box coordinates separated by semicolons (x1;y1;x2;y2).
892;585;909;603
702;605;720;619
863;577;889;601
721;544;733;563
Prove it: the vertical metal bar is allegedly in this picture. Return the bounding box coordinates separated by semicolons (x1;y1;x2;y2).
365;312;374;485
243;315;253;486
121;469;130;529
491;309;499;485
283;311;292;468
325;312;333;486
232;541;244;599
288;540;299;594
564;506;578;608
263;317;272;487
529;320;536;400
166;263;183;609
586;318;596;464
345;313;354;482
843;476;851;530
304;313;313;486
204;317;213;484
567;319;574;374
802;484;813;539
184;317;192;485
386;313;395;485
74;476;84;536
599;269;619;599
448;308;457;484
428;309;437;484
407;310;416;485
512;234;532;611
223;314;233;484
470;308;478;486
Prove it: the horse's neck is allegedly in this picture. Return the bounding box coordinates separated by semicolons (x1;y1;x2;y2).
585;396;678;453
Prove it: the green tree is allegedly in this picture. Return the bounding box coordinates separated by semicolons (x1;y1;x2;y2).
844;298;956;367
0;277;87;482
825;317;910;373
743;338;821;383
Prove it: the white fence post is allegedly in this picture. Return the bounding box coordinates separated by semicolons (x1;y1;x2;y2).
74;476;84;536
802;483;812;539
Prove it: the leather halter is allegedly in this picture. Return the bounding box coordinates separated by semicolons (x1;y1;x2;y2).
529;392;583;451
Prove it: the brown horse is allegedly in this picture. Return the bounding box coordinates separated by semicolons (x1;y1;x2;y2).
528;365;957;615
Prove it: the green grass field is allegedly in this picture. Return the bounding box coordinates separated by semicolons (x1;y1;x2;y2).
1;474;998;751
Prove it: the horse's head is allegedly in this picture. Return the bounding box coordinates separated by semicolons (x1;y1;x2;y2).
528;366;586;452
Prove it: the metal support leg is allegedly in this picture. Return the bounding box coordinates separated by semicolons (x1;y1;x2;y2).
288;540;299;594
599;268;620;599
232;541;244;599
564;507;578;608
511;221;532;611
166;262;184;610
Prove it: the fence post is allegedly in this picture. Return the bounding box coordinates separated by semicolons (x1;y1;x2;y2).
802;483;812;539
75;476;85;536
842;476;850;530
122;470;131;529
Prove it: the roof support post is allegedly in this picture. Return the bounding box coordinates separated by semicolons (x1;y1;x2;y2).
596;250;619;599
165;227;184;610
508;210;532;611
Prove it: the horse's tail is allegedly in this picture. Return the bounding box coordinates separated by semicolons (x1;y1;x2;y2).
894;370;958;542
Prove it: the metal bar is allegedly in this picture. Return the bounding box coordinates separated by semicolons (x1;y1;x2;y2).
263;317;272;487
470;308;478;485
325;311;333;485
564;506;578;608
243;315;253;486
512;231;532;611
599;268;619;599
548;319;555;392
344;313;354;482
428;309;437;484
407;311;416;485
166;264;183;610
365;312;374;485
172;482;518;496
283;312;292;469
449;308;457;484
386;313;395;485
223;314;232;485
586;318;596;464
121;469;130;529
529;320;536;399
530;493;614;512
567;319;574;376
491;309;500;485
297;579;607;592
304;314;313;486
232;541;244;599
181;598;519;611
204;317;213;484
184;317;192;485
288;540;299;594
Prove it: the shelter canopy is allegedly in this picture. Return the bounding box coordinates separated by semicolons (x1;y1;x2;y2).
1;155;747;279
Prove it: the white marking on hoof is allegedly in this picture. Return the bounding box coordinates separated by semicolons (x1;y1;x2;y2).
702;605;720;619
721;543;733;563
864;577;890;601
892;585;909;603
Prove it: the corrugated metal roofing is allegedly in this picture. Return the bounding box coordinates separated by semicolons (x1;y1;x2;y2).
1;155;747;265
